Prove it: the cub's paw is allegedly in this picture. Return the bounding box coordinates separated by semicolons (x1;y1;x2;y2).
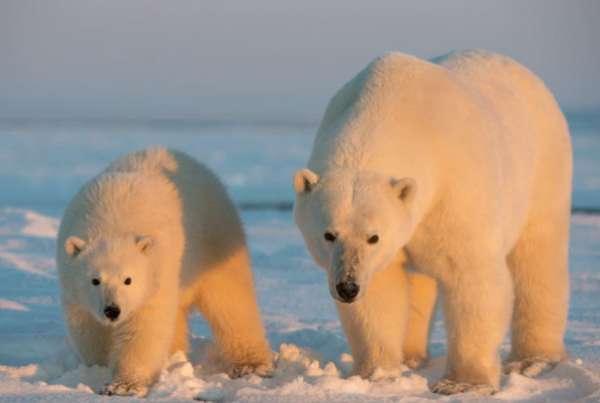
99;380;149;397
504;357;558;377
431;378;496;395
229;362;274;378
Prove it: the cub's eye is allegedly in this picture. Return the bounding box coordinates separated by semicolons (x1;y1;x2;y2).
324;232;337;242
91;278;100;286
367;234;379;244
124;277;132;286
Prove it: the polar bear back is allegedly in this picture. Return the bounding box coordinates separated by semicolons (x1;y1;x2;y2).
307;50;570;249
57;148;247;292
311;50;566;174
437;50;571;229
58;150;184;255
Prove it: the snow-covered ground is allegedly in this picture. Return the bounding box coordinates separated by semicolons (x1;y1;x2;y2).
0;118;599;402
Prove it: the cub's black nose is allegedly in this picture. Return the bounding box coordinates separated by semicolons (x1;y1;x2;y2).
336;281;360;302
104;305;121;321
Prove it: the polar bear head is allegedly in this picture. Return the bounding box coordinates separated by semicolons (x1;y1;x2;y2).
61;234;156;325
293;169;416;303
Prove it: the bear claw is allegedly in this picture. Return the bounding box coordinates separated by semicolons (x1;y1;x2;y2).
99;381;149;397
504;357;557;377
229;362;274;378
431;378;496;395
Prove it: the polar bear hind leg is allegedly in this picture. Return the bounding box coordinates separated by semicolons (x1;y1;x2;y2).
506;210;569;376
403;271;437;369
192;248;273;377
170;307;190;355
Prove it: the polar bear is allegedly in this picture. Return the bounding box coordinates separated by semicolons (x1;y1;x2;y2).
293;50;571;394
57;148;272;396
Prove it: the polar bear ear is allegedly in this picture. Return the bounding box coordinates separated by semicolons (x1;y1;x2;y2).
293;169;320;194
135;236;153;254
390;177;417;205
65;236;86;258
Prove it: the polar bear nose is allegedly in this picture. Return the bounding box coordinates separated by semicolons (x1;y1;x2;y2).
336;281;360;302
104;304;121;321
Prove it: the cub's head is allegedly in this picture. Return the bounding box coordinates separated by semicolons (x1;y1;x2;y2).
293;169;417;303
61;234;156;325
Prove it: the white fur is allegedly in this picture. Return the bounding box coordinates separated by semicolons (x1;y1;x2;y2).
293;50;571;394
57;148;272;396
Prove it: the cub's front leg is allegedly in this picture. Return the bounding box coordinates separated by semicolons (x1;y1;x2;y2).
64;304;110;367
100;300;177;397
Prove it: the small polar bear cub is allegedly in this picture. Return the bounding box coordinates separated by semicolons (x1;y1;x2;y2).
57;148;272;396
294;50;571;394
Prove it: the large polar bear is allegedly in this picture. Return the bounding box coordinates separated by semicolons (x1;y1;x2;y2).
293;50;571;394
57;148;272;396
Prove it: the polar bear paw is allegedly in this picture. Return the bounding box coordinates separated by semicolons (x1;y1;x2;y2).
504;357;558;377
99;380;149;397
431;378;496;395
229;362;274;378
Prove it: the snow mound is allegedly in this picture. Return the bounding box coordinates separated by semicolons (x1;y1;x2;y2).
0;208;57;278
0;342;599;403
0;208;58;239
0;299;28;312
21;210;59;239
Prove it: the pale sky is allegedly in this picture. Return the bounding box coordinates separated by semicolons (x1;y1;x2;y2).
1;0;599;121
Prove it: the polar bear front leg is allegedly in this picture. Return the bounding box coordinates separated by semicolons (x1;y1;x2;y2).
194;250;273;377
64;304;110;366
432;257;513;395
101;299;177;397
336;263;409;378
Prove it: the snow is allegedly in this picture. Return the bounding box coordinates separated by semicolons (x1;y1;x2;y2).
0;299;28;312
0;118;598;402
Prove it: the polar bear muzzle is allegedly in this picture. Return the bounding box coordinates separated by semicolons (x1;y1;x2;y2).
336;280;360;303
103;304;121;321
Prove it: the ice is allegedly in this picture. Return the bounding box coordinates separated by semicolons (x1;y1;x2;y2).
0;118;598;401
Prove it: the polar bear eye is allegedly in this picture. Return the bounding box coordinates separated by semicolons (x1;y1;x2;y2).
124;277;132;286
91;278;100;286
367;234;379;244
324;232;337;242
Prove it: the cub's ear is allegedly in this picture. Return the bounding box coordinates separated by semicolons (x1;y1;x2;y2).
293;169;319;194
135;236;153;254
390;177;417;205
65;236;86;257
